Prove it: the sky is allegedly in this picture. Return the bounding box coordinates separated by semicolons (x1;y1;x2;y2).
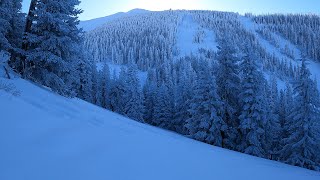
22;0;320;21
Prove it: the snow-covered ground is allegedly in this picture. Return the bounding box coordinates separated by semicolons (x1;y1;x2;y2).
1;74;320;180
176;14;218;58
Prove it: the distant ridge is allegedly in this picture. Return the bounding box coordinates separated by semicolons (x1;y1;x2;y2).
79;9;150;31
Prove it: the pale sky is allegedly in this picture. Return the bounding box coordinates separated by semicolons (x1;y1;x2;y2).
22;0;320;21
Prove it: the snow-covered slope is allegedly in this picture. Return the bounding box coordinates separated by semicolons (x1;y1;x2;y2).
79;9;150;31
1;75;320;180
176;14;218;58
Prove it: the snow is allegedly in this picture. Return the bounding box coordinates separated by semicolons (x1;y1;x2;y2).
0;51;9;64
176;14;218;58
263;72;287;91
1;75;320;180
79;9;150;32
307;60;320;90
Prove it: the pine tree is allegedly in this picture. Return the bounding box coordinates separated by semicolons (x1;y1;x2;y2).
153;84;174;129
238;51;267;158
24;0;83;97
91;66;101;105
278;89;287;147
123;65;144;122
264;76;281;160
216;39;241;149
185;62;226;146
100;63;111;109
143;69;157;124
109;67;126;115
76;52;93;103
0;0;24;57
279;83;294;149
174;70;193;134
280;60;320;170
0;0;13;54
7;0;24;66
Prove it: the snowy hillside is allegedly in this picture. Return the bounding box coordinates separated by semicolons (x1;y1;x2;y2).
1;74;320;180
83;10;320;90
79;9;150;31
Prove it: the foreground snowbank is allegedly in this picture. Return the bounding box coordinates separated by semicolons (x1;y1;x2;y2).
0;76;319;180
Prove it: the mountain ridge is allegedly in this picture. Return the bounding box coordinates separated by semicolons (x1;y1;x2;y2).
79;9;150;31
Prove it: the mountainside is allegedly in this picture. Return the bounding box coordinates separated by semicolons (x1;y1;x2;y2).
79;9;150;31
1;70;320;180
83;10;320;90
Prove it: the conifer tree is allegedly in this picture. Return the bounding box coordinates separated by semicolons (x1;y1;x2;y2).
0;0;24;58
143;69;157;124
264;76;281;159
186;62;225;146
24;0;83;96
123;65;144;122
109;68;126;114
77;53;93;102
0;0;12;54
153;84;174;129
216;39;241;149
238;51;267;157
174;70;193;134
280;60;320;170
7;0;24;65
101;63;111;109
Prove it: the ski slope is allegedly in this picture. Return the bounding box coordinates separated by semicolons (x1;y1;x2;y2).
1;74;320;180
176;14;218;58
240;16;320;90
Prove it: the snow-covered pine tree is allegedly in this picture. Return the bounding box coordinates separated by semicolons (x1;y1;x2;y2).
0;0;12;54
185;62;226;146
122;64;144;122
153;83;174;129
95;66;107;107
7;0;24;66
0;0;23;56
216;38;241;149
264;76;281;160
109;67;126;115
278;89;286;135
143;69;157;124
91;65;101;105
280;59;320;170
100;63;111;109
24;0;83;97
173;69;193;135
238;50;267;158
76;52;93;103
279;83;294;149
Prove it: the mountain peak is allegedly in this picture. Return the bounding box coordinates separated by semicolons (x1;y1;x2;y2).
127;8;150;14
